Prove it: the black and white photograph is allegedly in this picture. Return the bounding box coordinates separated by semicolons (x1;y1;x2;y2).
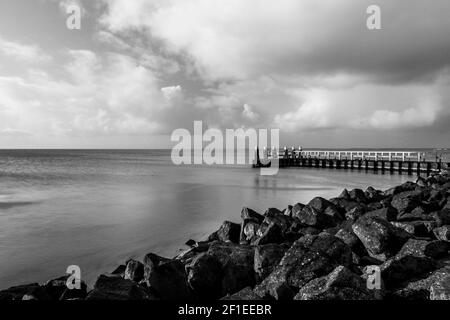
0;0;450;315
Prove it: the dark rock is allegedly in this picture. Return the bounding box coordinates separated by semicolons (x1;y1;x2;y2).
186;253;222;299
185;239;197;247
143;253;191;300
430;275;450;300
283;205;293;217
335;228;367;257
365;186;385;202
254;233;352;300
295;204;341;229
431;209;450;227
241;207;264;223
124;259;144;282
294;266;376;300
291;203;305;219
365;207;398;222
352;216;410;260
308;197;343;221
0;283;51;301
221;287;262;300
241;220;260;243
391;221;433;237
44;275;88;300
252;222;284;245
86;274;153;300
329;197;365;215
348;189;367;203
434;225;450;241
391;191;422;218
397;207;431;222
207;243;256;296
345;206;365;222
213;221;241;243
111;264;126;277
254;244;288;282
398;239;449;260
416;176;427;188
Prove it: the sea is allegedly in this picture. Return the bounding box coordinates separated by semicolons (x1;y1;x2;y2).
0;148;447;288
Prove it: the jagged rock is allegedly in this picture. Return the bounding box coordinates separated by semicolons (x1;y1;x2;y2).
111;265;126;277
330;197;365;215
388;267;450;300
254;233;352;300
86;274;153;300
335;228;367;257
398;239;449;259
221;287;262;300
338;189;351;200
365;186;384;202
308;197;343;221
283;205;293;217
365;207;398;221
241;220;260;243
391;221;433;237
175;241;211;263
124;259;144;282
0;283;51;301
348;189;367;203
294;266;376;300
254;244;288;282
186;253;222;299
430;275;450;300
207;243;256;296
143;253;191;300
295;203;341;229
291;202;305;219
434;225;450;241
210;221;241;243
391;191;422;218
241;207;264;223
431;209;450;227
416;177;427;188
352;216;410;260
262;208;293;233
44;275;88;300
380;253;436;288
252;222;284;245
345;206;365;221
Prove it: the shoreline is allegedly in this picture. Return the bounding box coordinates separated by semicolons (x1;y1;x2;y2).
1;170;450;300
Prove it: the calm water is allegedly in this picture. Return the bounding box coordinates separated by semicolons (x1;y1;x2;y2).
0;149;417;288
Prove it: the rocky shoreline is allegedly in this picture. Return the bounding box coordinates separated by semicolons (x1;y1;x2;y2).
2;171;450;301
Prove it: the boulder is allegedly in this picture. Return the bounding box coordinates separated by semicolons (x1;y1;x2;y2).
308;197;343;221
391;221;433;237
254;233;352;300
44;275;88;300
111;265;126;277
86;274;153;300
352;216;410;260
348;189;367;203
294;266;376;300
391;191;422;218
124;259;144;282
186;253;222;299
241;207;264;223
0;283;51;301
433;225;450;241
335;228;367;257
143;253;191;300
283;205;293;217
252;222;284;245
345;206;366;222
397;206;431;222
398;239;449;260
430;275;450;300
431;209;450;227
254;244;289;282
291;203;305;219
338;189;351;200
365;186;384;202
207;243;256;297
210;221;241;243
365;207;398;222
241;220;260;243
329;198;365;215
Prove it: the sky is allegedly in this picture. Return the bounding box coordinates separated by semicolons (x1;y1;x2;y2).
0;0;449;149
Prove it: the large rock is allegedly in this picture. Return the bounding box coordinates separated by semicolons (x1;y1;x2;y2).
348;189;367;203
86;274;153;300
294;266;376;300
330;197;366;215
186;253;222;299
308;197;343;221
254;244;289;282
43;275;88;300
0;283;51;301
431;209;450;227
434;225;450;241
241;207;264;223
365;186;385;203
397;239;449;260
335;228;367;257
252;222;284;245
254;233;352;300
124;259;144;282
391;191;422;219
241;220;260;243
365;207;398;222
391;221;433;237
207;243;256;297
352;216;410;260
430;275;450;300
209;221;241;243
143;253;192;300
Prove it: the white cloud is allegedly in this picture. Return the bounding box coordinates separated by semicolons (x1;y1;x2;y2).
161;85;182;100
242;104;259;121
0;36;51;63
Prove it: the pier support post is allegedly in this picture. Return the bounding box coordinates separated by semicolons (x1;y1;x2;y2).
398;161;403;173
374;161;378;171
426;162;432;175
364;160;369;170
416;162;421;175
407;161;413;175
381;161;385;172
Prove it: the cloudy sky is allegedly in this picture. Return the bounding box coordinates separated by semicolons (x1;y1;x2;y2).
0;0;449;148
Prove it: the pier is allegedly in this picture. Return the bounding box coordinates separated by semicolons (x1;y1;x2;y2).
253;148;449;175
